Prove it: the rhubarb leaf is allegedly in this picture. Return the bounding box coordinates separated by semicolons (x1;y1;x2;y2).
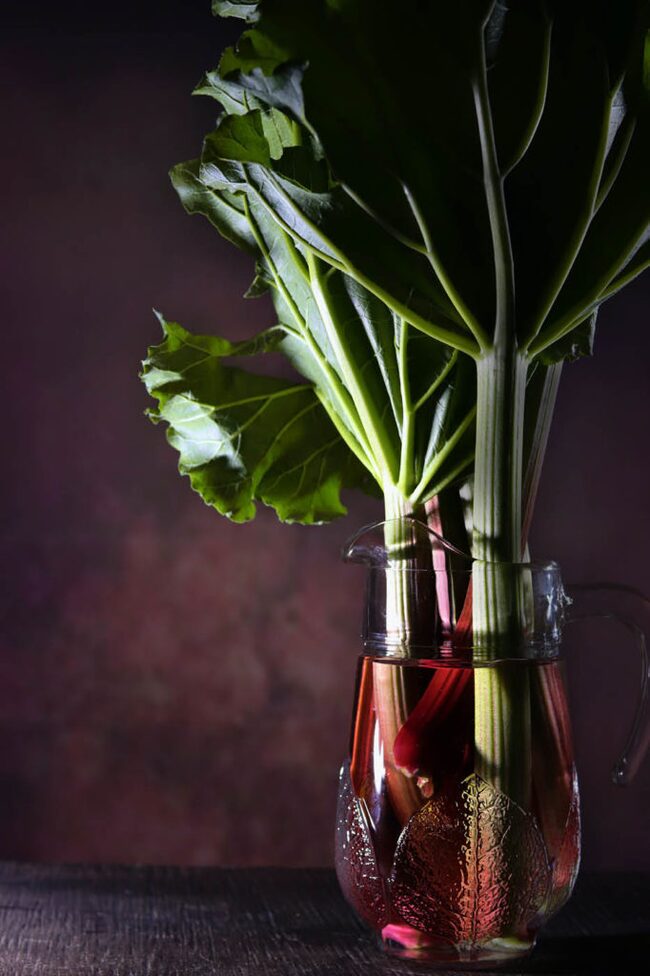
142;316;371;523
205;1;648;363
196;110;472;351
166;95;478;502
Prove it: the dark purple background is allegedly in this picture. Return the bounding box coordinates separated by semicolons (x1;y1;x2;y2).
1;5;649;868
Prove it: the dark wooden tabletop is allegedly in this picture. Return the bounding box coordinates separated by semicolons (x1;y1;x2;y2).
0;864;647;976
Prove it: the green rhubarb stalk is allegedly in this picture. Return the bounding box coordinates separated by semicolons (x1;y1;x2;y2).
472;358;564;804
368;489;431;822
472;352;532;804
382;489;432;650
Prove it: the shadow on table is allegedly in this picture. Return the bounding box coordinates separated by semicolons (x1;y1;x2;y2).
522;933;650;974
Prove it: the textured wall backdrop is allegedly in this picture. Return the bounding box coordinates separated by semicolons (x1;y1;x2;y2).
1;6;649;869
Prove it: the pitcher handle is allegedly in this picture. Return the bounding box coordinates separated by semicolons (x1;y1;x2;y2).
565;583;650;786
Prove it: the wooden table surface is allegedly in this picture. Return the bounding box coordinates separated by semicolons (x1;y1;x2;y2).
0;864;647;975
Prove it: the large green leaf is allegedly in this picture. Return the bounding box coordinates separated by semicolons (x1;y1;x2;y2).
205;2;494;337
142;316;372;523
205;0;648;363
196;109;474;352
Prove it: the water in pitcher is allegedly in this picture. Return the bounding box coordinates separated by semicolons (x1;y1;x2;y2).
336;656;580;962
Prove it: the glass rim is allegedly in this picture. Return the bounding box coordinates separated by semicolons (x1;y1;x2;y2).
343;518;561;573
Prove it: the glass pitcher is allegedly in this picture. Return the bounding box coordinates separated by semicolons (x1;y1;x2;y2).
335;519;650;969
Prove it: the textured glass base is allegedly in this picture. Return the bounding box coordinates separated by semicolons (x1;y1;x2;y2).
381;929;534;968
